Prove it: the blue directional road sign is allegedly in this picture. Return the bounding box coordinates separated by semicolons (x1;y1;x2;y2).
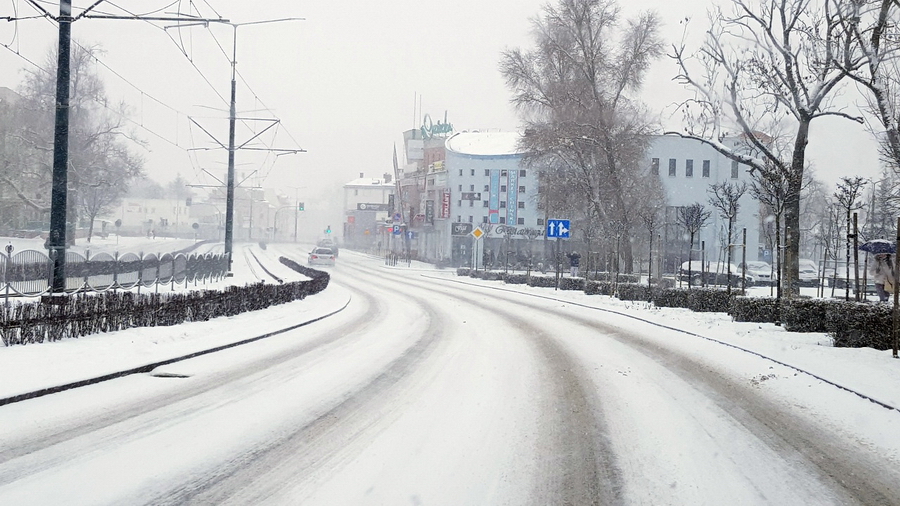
547;219;571;239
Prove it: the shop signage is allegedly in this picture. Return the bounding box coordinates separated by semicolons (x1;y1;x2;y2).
451;222;473;236
357;203;390;211
421;112;453;139
461;192;482;201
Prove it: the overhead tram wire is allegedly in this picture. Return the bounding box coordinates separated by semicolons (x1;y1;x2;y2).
24;12;209;180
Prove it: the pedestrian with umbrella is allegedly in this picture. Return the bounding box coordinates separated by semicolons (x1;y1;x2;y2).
861;239;897;302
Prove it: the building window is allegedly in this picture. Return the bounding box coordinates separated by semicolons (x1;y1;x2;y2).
484;184;489;192
500;201;506;208
651;158;659;175
501;170;507;177
500;185;507;192
702;160;710;178
731;160;739;179
483;200;489;207
518;185;525;193
470;169;475;176
668;158;676;177
500;217;506;224
458;200;462;207
537;218;544;226
685;159;694;177
459;170;463;176
458;185;462;191
456;216;461;222
483;216;488;223
470;184;475;191
518;201;525;209
519;169;526;177
354;189;359;196
469;200;474;207
468;215;473;223
517;217;525;225
484;169;490;176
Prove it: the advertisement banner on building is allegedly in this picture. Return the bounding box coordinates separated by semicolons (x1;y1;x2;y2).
441;189;451;219
489;169;500;223
425;200;434;224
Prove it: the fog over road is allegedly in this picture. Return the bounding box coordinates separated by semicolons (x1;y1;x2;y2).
0;247;898;505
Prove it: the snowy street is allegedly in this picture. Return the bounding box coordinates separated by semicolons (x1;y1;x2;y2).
0;245;899;504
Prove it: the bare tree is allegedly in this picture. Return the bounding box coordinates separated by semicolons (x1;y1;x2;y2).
669;0;862;296
15;42;144;245
838;0;900;175
834;176;868;300
501;0;664;273
749;162;788;298
708;181;749;293
676;203;712;287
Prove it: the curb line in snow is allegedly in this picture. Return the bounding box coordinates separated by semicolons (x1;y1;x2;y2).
0;297;352;407
424;275;900;415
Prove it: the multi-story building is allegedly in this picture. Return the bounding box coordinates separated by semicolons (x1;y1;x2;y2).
441;131;542;267
645;135;762;272
342;173;396;250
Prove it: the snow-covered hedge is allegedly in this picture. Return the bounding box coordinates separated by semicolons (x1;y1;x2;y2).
504;274;528;284
558;277;585;291
585;280;613;295
616;283;651;301
528;275;557;288
730;296;779;323
651;287;732;313
781;298;831;333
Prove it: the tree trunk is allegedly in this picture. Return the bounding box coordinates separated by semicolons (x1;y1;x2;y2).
784;119;810;297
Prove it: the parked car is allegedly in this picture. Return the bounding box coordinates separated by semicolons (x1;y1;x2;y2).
678;261;752;287
741;261;774;286
798;259;820;287
308;247;336;266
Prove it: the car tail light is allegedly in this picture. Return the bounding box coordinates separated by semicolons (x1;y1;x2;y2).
311;255;318;259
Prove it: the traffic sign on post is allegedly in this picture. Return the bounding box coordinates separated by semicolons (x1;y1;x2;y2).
546;219;570;238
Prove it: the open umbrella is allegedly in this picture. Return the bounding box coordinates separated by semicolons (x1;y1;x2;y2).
859;239;896;254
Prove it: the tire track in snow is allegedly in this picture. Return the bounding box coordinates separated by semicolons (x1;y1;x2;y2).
425;274;900;505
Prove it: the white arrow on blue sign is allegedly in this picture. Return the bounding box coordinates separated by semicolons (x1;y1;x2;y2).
546;219;571;238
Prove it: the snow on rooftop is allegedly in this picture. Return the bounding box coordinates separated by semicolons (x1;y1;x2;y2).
445;131;523;157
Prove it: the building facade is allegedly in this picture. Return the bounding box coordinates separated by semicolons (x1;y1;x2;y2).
441;132;542;267
646;135;762;272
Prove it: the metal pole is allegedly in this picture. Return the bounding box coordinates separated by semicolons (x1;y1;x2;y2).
893;216;899;358
223;25;238;274
741;228;747;295
49;0;73;293
853;212;861;301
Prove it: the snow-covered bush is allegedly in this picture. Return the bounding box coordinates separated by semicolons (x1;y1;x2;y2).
558;277;585;291
456;268;471;276
616;283;650;301
730;296;779;323
781;298;831;333
585;280;613;295
826;301;894;350
504;274;528;284
527;275;557;288
652;287;690;308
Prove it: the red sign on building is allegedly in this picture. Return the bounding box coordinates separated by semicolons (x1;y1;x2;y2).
441;189;451;218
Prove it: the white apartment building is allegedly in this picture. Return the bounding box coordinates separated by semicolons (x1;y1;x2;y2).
646;135;762;271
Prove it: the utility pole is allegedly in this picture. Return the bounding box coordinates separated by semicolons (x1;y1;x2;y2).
48;0;72;293
183;18;305;274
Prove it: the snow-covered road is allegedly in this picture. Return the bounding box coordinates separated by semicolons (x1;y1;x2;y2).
0;245;898;504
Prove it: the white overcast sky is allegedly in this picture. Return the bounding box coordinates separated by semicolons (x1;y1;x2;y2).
0;0;882;214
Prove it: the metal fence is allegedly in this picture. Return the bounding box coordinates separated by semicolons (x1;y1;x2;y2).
0;249;229;297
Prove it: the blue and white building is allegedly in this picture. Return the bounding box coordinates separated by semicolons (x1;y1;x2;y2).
442;132;542;267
